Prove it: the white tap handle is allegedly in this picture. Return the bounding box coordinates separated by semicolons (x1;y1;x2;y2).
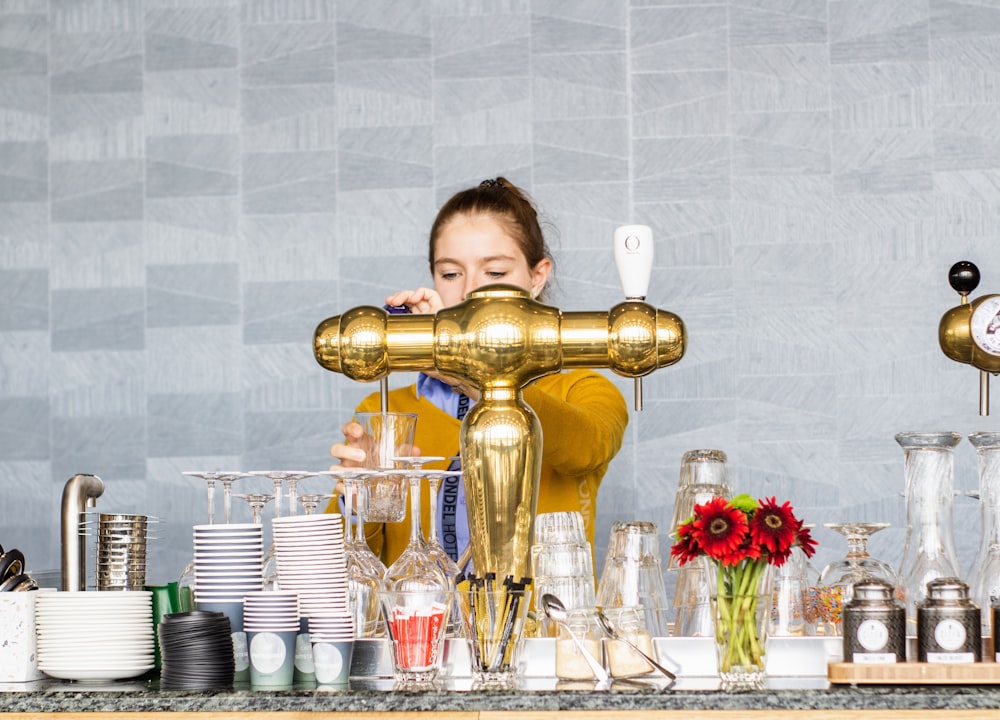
614;224;654;299
614;225;654;412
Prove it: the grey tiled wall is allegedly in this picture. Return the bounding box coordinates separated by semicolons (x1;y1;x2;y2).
1;0;998;596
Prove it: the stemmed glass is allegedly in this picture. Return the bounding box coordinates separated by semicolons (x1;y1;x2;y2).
812;522;898;635
298;493;335;515
424;466;465;637
178;470;248;607
382;457;449;593
234;492;275;525
323;467;385;638
181;471;221;525
423;467;463;580
247;470;317;588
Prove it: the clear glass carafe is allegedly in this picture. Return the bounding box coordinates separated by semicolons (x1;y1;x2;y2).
896;431;962;629
967;432;1000;637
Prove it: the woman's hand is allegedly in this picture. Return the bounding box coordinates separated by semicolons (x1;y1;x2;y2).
329;420;366;496
330;420;366;468
328;420;424;496
385;287;444;315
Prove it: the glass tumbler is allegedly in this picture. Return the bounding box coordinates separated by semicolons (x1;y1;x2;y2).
356;412;417;523
597;521;670;637
380;588;452;687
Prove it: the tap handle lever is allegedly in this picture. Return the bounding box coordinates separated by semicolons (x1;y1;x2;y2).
948;260;980;303
615;225;654;300
615;225;654;411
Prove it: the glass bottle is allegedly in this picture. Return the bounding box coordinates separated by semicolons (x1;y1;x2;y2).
967;432;1000;637
895;431;962;630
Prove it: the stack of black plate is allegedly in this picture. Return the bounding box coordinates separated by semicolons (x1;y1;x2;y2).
158;611;234;690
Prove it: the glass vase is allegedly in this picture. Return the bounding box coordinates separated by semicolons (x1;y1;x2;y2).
711;561;771;691
895;431;962;629
967;432;1000;638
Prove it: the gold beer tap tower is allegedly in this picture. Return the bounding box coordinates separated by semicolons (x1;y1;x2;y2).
314;283;686;583
939;261;1000;416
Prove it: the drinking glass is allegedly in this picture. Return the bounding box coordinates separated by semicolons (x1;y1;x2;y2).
423;464;464;637
812;522;898;636
669;449;731;537
298;493;335;515
393;458;454;576
597;520;670;637
381;588;453;687
325;467;384;639
382;462;449;595
248;471;317;587
178;471;249;607
234;493;274;525
356;412;418;523
769;534;819;637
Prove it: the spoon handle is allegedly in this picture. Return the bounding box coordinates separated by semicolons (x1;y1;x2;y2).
557;621;611;684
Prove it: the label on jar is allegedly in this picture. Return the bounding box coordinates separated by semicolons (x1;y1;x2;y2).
933;618;967;652
852;652;897;664
927;651;975;663
856;619;889;652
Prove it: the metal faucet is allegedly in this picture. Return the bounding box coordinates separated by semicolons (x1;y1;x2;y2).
60;473;104;591
314;284;686;583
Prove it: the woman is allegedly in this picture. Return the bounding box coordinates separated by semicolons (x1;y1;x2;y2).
329;177;628;567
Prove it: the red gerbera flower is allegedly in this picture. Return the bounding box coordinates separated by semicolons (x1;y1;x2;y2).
749;496;797;556
691;497;748;564
670;521;700;565
796;524;818;558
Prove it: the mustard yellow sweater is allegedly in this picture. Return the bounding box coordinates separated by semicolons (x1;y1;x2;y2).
347;370;628;567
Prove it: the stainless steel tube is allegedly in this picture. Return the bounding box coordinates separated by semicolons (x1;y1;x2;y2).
60;473;105;591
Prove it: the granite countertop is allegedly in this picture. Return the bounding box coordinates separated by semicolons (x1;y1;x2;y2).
5;677;1000;714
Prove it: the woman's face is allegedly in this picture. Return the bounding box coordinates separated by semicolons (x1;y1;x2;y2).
432;214;551;307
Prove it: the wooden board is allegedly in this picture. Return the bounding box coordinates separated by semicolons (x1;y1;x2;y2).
828;662;1000;685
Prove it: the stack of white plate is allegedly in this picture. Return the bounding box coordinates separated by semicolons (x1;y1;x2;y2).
193;523;264;604
271;514;348;618
35;591;154;682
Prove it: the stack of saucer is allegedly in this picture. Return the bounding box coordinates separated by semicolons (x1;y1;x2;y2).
35;591;154;682
271;514;348;619
193;523;264;624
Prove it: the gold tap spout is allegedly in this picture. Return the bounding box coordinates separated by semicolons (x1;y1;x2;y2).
314;284;686;580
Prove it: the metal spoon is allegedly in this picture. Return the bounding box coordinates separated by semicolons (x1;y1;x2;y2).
595;608;677;682
540;593;611;688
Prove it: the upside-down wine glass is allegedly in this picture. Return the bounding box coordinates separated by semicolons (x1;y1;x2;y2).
178;471;243;608
234;492;274;526
424;465;465;637
813;522;898;636
325;467;384;638
298;493;336;515
382;458;449;594
248;470;314;588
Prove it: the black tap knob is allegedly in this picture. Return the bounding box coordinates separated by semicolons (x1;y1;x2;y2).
948;261;980;298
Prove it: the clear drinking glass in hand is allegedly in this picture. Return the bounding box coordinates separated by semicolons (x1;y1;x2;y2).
357;412;418;523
